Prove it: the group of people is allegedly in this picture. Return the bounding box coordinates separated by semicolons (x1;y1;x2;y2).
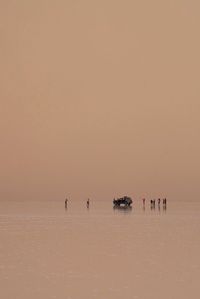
65;197;167;209
142;198;167;208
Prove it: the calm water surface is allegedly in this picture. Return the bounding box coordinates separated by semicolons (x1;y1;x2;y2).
0;200;200;299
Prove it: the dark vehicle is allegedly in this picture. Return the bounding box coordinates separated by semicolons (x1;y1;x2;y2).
113;196;133;207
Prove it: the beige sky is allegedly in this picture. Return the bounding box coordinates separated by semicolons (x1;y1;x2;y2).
0;0;200;201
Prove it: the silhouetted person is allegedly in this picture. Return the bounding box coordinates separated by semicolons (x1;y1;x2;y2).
151;199;156;209
150;200;153;209
87;198;90;208
142;198;146;206
158;198;161;205
163;198;167;205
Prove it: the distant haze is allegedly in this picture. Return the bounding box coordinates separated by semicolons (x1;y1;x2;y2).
0;0;200;201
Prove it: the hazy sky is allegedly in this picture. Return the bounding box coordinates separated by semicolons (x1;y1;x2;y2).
0;0;200;201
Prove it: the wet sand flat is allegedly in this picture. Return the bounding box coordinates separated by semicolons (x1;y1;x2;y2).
0;200;200;299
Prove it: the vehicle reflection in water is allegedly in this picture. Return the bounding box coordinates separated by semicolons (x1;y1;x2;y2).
113;205;132;213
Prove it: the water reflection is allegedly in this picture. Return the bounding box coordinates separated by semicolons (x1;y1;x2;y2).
141;202;167;214
113;205;132;213
163;204;167;212
150;205;155;211
63;201;167;215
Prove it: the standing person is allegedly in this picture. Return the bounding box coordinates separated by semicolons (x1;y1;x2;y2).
163;198;167;212
150;200;153;209
142;198;146;211
158;198;161;205
87;198;90;208
151;199;155;209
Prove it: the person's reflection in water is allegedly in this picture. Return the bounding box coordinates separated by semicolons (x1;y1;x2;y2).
163;203;167;213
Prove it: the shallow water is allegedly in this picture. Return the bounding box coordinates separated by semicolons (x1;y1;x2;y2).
0;200;200;299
